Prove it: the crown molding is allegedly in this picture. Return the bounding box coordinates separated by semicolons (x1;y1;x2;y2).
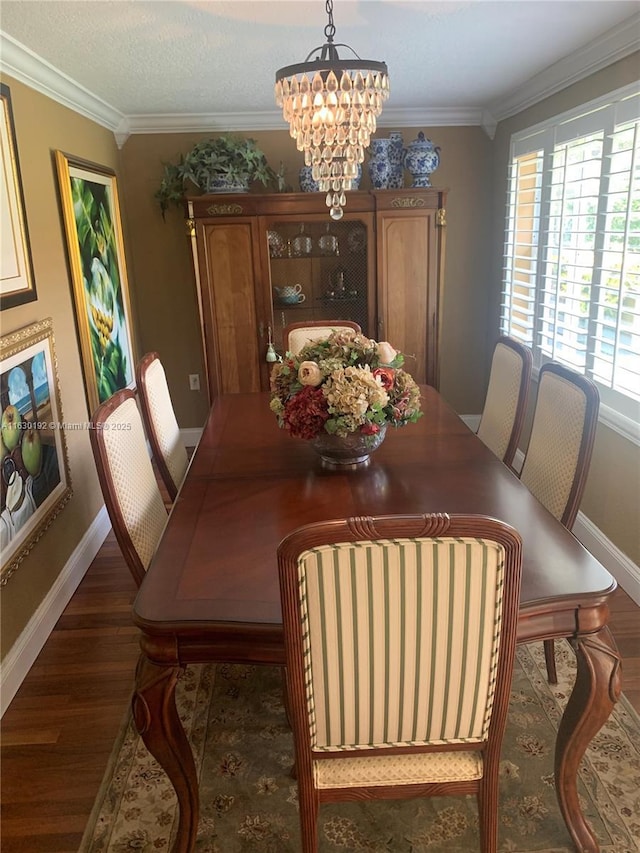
488;12;640;122
481;110;498;140
377;106;485;128
0;31;125;131
2;13;637;145
122;105;484;138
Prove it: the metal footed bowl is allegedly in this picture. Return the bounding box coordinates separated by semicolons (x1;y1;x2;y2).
310;424;387;469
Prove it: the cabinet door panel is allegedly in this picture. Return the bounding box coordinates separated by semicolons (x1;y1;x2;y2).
203;223;261;394
377;211;438;386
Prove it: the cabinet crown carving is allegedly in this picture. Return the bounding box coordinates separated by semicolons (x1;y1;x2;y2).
391;197;426;208
206;203;244;216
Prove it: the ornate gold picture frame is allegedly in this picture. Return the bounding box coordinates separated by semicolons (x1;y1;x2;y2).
55;151;136;415
1;318;72;584
0;83;37;310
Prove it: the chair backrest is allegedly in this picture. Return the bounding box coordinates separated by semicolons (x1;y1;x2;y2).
90;389;168;587
283;320;362;356
278;513;522;761
476;336;532;467
520;362;599;528
136;352;189;502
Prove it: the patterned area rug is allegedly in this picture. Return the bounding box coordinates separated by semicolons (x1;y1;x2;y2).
80;642;640;852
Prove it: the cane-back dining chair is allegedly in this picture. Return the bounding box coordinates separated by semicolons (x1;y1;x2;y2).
476;336;532;468
283;320;362;355
278;513;523;853
519;361;599;682
90;389;168;588
136;352;189;503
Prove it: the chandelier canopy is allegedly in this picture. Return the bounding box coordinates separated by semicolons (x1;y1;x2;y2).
275;0;389;220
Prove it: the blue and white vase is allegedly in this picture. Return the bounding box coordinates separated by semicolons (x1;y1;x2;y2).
206;176;250;193
299;166;320;192
404;132;441;188
387;131;406;166
367;138;393;189
386;132;406;188
387;164;404;189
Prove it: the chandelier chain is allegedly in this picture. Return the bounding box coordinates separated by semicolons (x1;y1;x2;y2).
324;0;336;43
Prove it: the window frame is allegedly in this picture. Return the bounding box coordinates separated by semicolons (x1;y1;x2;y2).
501;82;640;446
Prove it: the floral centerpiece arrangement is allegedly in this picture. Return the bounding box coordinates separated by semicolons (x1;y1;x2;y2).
269;330;422;463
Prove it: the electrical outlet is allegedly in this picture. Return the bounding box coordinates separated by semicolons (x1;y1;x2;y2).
189;373;200;391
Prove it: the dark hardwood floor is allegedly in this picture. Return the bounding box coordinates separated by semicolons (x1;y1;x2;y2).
1;530;639;853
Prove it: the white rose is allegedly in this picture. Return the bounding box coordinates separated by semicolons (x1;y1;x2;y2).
298;361;323;386
377;341;397;364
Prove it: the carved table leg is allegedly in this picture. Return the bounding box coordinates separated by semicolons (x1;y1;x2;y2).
133;654;199;853
555;627;622;853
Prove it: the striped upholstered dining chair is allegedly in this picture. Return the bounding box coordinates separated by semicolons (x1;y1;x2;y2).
519;361;599;683
283;320;361;356
476;336;532;468
278;513;523;853
136;352;189;503
90;389;168;588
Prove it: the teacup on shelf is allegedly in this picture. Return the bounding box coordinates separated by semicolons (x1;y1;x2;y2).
274;284;305;304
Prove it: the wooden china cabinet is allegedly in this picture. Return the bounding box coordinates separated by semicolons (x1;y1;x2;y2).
186;188;447;401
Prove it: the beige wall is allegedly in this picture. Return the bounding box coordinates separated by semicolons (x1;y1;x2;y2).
0;76;128;656
490;52;640;565
118;125;493;425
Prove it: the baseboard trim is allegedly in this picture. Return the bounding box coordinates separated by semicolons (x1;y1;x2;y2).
573;512;640;606
512;449;638;602
460;414;480;432
0;505;111;717
180;427;203;448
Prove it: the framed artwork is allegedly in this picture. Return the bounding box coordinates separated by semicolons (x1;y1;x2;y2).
55;151;135;414
0;83;37;310
1;318;72;584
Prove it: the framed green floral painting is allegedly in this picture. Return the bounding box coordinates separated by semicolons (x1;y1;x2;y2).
55;152;136;414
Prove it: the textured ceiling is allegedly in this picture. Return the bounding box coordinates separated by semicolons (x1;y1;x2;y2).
0;0;638;132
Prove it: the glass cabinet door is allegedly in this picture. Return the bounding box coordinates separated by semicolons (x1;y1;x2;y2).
265;215;374;355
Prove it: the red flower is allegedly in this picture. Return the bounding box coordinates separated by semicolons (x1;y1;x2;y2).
360;422;380;435
283;386;329;439
372;366;395;390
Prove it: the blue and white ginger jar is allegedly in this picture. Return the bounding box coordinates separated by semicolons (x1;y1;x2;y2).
404;132;441;188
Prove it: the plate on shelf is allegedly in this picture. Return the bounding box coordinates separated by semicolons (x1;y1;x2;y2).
347;225;366;254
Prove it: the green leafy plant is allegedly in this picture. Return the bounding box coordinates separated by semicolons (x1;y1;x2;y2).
155;135;285;215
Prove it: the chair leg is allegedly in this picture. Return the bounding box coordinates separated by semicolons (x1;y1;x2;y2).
544;639;558;684
297;779;319;853
477;775;499;853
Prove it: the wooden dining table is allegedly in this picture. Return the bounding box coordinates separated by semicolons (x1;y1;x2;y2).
132;387;621;853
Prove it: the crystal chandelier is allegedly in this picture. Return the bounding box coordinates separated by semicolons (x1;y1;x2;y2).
275;0;389;220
